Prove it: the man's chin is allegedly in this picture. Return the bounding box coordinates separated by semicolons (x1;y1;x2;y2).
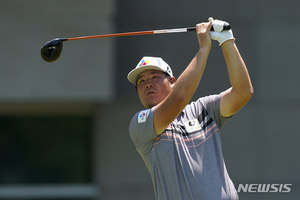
143;101;158;109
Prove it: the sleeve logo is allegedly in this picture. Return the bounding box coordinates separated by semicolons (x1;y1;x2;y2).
138;110;149;123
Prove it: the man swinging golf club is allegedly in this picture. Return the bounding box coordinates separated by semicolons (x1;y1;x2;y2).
127;17;253;200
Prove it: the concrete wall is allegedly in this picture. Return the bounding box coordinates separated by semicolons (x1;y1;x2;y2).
0;0;299;200
0;0;115;102
0;0;116;199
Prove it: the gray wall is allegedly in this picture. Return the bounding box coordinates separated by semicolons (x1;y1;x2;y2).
1;0;115;102
0;0;299;200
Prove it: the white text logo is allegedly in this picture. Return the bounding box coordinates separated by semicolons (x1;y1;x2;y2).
237;183;292;193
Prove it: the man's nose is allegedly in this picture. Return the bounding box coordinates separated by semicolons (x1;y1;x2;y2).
145;81;154;89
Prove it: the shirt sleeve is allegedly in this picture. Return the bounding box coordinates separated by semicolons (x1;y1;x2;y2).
129;107;157;154
198;92;229;130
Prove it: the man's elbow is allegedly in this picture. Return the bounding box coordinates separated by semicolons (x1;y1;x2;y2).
244;86;254;101
235;85;254;104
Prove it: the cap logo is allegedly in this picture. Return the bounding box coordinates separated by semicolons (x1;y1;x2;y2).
139;59;150;67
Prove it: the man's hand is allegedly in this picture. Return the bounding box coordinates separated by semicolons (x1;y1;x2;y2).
196;21;213;51
209;17;235;46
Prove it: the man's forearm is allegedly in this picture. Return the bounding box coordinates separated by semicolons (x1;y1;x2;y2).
171;48;210;105
221;40;253;97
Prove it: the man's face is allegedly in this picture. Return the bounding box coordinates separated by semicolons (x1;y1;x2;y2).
136;70;174;109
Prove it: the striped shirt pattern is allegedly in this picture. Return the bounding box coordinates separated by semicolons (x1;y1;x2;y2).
129;93;239;200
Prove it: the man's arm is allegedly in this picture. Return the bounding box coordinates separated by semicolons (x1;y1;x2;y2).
153;22;213;135
220;40;253;117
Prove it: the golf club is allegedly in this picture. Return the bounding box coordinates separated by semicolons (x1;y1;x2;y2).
41;24;231;63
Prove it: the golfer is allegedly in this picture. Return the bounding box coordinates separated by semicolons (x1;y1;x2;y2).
127;18;253;200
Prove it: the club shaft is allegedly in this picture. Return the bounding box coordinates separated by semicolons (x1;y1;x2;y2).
67;27;196;41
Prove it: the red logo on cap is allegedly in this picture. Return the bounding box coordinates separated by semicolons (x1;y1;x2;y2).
139;59;150;66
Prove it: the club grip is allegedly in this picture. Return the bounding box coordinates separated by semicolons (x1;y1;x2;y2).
187;24;231;32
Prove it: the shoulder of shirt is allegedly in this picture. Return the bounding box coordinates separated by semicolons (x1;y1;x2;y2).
130;107;154;125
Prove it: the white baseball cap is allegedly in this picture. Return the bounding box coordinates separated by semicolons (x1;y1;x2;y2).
127;56;173;85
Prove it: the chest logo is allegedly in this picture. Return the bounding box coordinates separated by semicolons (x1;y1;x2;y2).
184;119;202;133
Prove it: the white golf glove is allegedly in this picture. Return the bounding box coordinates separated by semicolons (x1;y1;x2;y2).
209;17;235;46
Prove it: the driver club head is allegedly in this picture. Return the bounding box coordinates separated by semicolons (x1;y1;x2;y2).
40;38;67;62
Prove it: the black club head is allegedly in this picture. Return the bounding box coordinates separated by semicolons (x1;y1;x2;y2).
40;38;67;62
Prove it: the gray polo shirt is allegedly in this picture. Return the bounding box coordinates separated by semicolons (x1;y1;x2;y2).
129;93;238;200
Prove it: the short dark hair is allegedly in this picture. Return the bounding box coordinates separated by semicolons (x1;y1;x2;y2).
164;72;173;82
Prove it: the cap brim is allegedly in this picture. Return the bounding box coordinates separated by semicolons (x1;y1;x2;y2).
127;65;166;85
